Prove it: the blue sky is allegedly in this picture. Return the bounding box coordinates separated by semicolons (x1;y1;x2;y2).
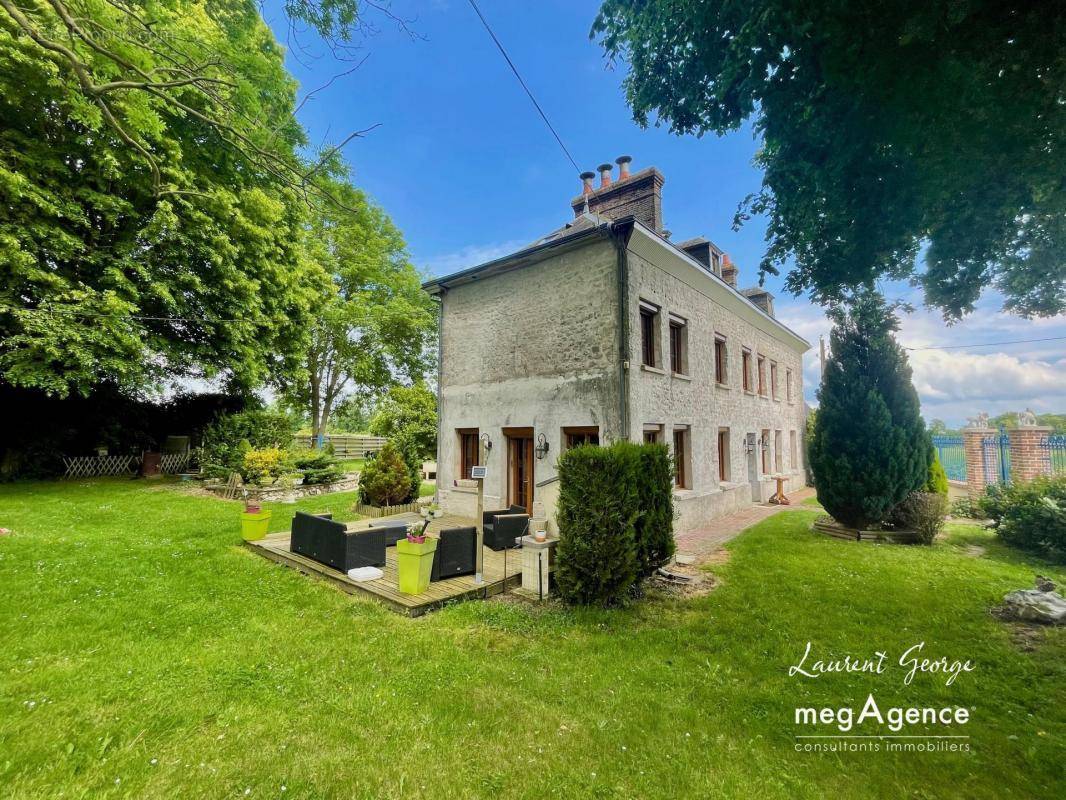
262;0;1065;426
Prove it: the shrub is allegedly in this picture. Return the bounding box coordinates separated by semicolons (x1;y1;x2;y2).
979;476;1066;562
358;442;416;506
293;448;343;485
950;494;985;519
808;293;931;529
555;442;640;607
633;442;674;575
925;455;949;497
369;383;437;462
201;409;298;476
889;491;948;545
241;447;292;486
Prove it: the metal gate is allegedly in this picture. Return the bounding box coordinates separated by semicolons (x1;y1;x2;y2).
980;431;1011;486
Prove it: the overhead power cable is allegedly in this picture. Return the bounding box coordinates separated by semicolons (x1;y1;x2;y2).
903;335;1066;351
465;0;581;174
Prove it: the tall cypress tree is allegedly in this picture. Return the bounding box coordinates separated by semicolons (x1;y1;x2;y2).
809;293;931;529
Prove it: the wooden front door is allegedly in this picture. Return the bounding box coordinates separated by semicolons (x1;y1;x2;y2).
505;430;534;514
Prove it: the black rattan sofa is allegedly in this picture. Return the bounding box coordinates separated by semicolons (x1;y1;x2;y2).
367;519;411;546
430;527;477;581
482;506;529;551
290;512;386;572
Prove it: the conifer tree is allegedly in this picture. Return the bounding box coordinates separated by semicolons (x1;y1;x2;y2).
809;293;931;529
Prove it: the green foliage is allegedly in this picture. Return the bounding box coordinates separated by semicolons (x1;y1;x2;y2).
950;494;985;520
358;441;415;506
200;410;298;476
292;448;344;485
808;293;931;529
926;456;950;497
979;476;1066;563
555;442;640;607
888;492;949;545
0;0;327;396
593;1;1065;318
990;411;1066;433
331;395;372;433
633;442;675;575
369;383;437;461
280;176;436;437
927;419;956;436
241;448;293;486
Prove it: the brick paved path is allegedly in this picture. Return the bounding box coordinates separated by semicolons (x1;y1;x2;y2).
673;487;817;563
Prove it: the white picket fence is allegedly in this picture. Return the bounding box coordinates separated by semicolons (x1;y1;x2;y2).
62;453;190;478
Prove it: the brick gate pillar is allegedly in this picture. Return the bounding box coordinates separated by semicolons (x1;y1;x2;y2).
963;427;995;498
1007;426;1052;484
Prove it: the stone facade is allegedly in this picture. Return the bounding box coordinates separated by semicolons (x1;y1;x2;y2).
427;162;810;535
623;233;807;532
435;236;623;522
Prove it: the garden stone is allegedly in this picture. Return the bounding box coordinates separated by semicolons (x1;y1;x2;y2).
1001;589;1066;625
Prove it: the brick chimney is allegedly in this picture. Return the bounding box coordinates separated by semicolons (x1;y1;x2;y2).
571;156;665;233
721;254;738;287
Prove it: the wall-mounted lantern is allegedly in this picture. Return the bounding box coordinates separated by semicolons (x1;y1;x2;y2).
480;432;493;452
534;433;550;460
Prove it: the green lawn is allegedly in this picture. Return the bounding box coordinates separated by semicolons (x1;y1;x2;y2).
337;458;365;473
0;479;1063;798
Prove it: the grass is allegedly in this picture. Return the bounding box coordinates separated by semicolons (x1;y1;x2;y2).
0;479;1063;798
337;458;365;473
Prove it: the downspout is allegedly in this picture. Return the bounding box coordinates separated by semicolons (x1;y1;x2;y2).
612;222;633;441
434;290;445;502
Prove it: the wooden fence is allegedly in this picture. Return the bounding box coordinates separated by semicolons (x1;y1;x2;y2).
62;453;190;478
353;501;423;518
293;435;387;459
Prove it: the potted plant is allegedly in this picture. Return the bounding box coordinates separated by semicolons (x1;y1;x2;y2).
240;500;272;541
395;523;437;594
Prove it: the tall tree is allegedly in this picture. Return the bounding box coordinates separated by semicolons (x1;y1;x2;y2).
593;1;1066;318
281;175;435;441
808;292;932;529
0;0;404;397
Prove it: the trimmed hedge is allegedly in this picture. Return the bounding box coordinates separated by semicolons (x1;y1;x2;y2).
634;442;675;575
555;441;675;606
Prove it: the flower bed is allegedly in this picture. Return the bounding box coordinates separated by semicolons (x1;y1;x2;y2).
204;474;361;503
811;515;920;544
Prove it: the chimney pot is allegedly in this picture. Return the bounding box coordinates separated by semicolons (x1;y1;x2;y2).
580;171;595;195
615;155;632;179
597;163;613;188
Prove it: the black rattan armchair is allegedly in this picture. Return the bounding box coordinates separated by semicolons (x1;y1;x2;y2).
482;506;528;551
430;527;477;581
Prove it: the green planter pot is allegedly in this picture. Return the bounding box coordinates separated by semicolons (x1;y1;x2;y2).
395;537;438;595
240;510;272;541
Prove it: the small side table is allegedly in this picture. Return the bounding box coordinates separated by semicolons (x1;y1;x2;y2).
769;474;791;505
519;535;557;599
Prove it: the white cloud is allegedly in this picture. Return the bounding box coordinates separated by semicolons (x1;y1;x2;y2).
419;239;529;277
775;295;1066;427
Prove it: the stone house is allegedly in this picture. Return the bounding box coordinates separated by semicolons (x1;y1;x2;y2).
423;157;810;534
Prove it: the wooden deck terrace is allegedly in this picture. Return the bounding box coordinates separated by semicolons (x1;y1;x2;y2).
244;512;522;616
